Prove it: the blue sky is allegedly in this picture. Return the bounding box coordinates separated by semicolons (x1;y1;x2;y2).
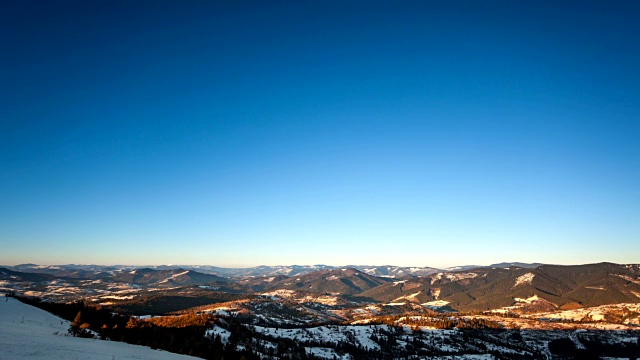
1;1;638;268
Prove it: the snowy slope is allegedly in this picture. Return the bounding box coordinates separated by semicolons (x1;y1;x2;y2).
0;297;199;359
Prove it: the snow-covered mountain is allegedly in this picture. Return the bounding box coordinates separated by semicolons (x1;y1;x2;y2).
3;263;441;279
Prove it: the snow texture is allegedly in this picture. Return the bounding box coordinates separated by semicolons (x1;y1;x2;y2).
205;325;232;344
422;300;450;308
253;325;381;351
514;272;535;287
0;297;198;359
305;347;350;359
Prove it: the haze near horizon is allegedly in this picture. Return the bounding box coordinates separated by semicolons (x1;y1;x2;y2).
1;1;638;268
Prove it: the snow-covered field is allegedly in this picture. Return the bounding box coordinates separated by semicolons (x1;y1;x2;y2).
205;325;232;343
526;302;640;325
422;300;450;309
305;346;350;359
0;297;199;360
253;324;381;351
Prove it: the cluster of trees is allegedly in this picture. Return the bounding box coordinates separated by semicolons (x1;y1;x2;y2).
367;313;503;330
144;313;210;328
12;295;255;360
579;333;640;358
602;308;640;324
244;299;314;326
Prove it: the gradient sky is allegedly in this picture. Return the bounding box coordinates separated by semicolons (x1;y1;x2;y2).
1;1;639;268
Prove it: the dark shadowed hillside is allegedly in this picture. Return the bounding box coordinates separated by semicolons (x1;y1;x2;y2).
0;268;56;283
265;268;392;295
112;268;229;287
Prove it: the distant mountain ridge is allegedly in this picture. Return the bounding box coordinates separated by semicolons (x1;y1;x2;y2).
0;266;230;291
263;268;393;295
147;264;441;278
3;263;542;279
444;262;544;272
3;264;442;279
4;262;640;313
111;268;229;286
0;267;56;283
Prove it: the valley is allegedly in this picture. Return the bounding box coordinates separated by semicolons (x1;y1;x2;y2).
2;262;640;359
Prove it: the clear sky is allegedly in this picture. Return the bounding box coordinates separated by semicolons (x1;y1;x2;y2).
1;1;638;268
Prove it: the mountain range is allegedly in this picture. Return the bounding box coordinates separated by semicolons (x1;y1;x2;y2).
5;262;530;278
2;262;640;313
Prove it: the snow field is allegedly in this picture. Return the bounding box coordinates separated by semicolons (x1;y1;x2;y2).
252;324;381;351
0;297;198;359
205;325;232;343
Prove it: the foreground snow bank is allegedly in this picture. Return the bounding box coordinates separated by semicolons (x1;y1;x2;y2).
0;296;199;359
